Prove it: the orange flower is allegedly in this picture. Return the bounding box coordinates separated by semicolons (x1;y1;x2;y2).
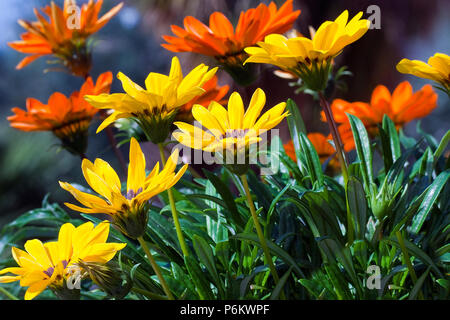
162;0;300;84
175;75;229;123
284;133;339;172
8;72;113;156
324;81;438;151
8;0;123;77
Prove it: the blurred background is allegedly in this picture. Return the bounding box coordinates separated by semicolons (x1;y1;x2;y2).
0;0;449;227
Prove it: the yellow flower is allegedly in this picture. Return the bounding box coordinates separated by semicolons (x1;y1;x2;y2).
60;138;188;238
244;10;370;91
172;88;288;174
85;56;217;143
0;221;125;300
396;53;450;96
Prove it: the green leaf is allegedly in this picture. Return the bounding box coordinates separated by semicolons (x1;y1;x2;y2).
299;133;324;187
317;238;362;296
408;267;430;300
411;170;450;234
203;169;245;229
433;130;450;166
346;176;368;239
270;266;293;300
233;233;305;277
347;114;374;190
192;235;224;297
184;255;214;300
286;98;307;172
383;237;443;277
379;115;401;171
382;115;401;162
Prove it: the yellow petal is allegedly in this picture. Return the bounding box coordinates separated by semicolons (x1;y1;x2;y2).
192;104;225;134
24;239;52;269
243;88;266;128
24;279;50;300
227;92;244;129
97;111;132;133
127;137;146;194
58;223;75;262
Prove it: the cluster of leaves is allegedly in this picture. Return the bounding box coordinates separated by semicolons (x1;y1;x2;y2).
0;100;448;300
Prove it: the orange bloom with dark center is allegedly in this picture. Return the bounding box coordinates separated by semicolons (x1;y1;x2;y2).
323;81;438;151
284;133;339;173
8;72;113;156
162;0;300;83
8;0;123;77
175;75;229;123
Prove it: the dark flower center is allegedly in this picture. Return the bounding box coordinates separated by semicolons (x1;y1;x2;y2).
44;260;68;277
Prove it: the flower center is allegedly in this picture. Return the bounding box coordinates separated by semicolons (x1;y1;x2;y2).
44;260;68;277
125;187;143;200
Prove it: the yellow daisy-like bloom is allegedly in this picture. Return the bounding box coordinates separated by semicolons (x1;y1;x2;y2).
0;221;125;300
60;138;188;239
244;10;370;91
396;53;450;96
84;56;217;144
172;88;288;174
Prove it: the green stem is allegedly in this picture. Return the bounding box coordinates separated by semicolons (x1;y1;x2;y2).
318;92;349;184
240;174;285;299
0;286;19;300
137;236;174;300
131;286;169;300
319;92;353;245
158;143;190;257
395;231;424;300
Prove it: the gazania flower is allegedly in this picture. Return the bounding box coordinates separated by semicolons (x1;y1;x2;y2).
0;221;125;300
396;53;450;96
8;72;113;157
284;133;339;173
244;10;370;91
324;81;438;151
9;0;123;77
175;75;229;123
60;138;188;239
161;0;300;85
84;56;217;144
172;88;288;174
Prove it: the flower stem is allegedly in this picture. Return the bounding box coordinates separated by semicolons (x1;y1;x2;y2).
240;174;285;299
158;143;190;257
318;92;349;184
395;231;424;300
137;236;174;300
0;286;19;300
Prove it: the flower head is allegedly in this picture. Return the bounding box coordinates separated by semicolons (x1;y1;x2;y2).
8;0;123;76
324;81;438;151
8;72;113;156
397;53;450;96
162;0;300;85
245;10;369;91
84;57;217;144
284;133;339;173
60;138;188;238
173;88;288;174
175;75;229;123
0;221;125;300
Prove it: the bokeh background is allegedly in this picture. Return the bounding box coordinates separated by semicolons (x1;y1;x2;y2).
0;0;449;227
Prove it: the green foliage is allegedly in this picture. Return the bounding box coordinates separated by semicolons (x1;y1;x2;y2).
0;100;448;300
